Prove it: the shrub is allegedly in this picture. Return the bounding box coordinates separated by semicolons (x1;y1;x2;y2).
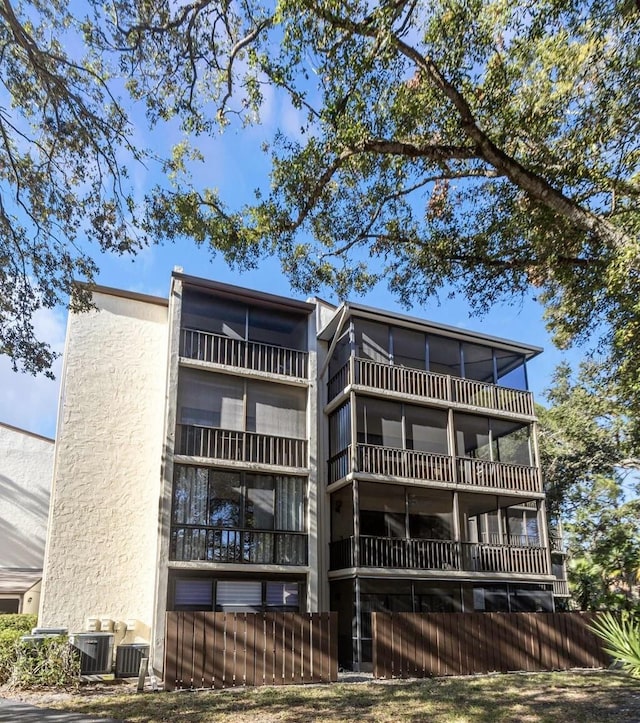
0;614;37;634
9;636;80;689
0;629;23;684
591;612;640;678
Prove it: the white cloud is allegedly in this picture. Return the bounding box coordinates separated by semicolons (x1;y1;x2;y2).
0;307;66;439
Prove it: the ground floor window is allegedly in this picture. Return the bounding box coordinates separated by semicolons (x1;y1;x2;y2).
472;583;553;612
0;598;19;614
169;574;304;613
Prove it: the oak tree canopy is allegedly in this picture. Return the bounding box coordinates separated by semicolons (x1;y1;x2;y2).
1;0;639;402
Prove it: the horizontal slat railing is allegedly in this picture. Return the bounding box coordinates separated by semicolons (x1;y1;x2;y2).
165;612;338;690
170;526;307;565
456;457;541;493
372;612;610;679
181;328;308;378
327;357;534;418
330;536;549;575
177;425;307;468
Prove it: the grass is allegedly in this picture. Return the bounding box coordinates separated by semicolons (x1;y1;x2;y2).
8;670;640;722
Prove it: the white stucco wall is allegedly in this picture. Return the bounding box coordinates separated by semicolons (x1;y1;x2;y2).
39;291;168;642
0;423;53;571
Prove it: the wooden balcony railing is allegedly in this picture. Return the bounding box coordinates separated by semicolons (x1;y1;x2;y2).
327;443;540;494
328;357;534;417
357;444;454;484
456;457;541;494
553;579;570;597
330;536;549;575
181;328;308;378
171;525;308;565
177;425;308;468
550;536;567;554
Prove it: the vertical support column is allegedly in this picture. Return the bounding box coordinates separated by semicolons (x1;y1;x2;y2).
353;479;360;569
452;491;460;542
307;307;321;612
530;421;543;492
151;273;183;676
354;576;362;672
447;408;457;484
538;498;552;575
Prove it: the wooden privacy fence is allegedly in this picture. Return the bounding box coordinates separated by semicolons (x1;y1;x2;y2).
165;612;338;690
372;612;610;679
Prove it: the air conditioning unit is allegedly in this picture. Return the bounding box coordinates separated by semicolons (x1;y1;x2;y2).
116;644;150;678
70;633;114;675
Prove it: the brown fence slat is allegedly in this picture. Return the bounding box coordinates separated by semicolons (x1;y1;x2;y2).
301;613;312;683
369;611;611;681
164;613;178;691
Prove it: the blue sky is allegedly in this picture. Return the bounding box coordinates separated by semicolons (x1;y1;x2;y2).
0;80;576;440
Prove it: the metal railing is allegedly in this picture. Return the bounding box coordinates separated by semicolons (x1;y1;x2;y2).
177;424;308;468
328;357;534;416
181;328;308;378
170;525;308;565
330;536;549;575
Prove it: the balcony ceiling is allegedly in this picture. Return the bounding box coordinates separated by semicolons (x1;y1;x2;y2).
318;302;542;360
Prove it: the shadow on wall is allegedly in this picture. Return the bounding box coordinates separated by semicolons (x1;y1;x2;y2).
0;518;47;569
0;473;50;520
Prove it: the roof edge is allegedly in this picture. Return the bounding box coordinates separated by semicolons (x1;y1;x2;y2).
173;272;315;313
0;421;54;443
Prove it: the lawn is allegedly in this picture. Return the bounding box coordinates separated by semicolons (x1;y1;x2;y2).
5;670;640;722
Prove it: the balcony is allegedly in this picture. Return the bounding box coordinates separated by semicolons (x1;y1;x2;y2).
553;579;570;597
177;424;308;469
171;525;308;565
550;536;567;554
330;536;549;576
328;358;534;417
329;443;541;494
181;328;308;378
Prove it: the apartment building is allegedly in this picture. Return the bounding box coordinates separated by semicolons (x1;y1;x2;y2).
0;422;53;614
39;270;566;672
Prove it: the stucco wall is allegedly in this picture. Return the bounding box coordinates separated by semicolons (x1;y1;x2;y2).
0;423;53;571
39;291;168;641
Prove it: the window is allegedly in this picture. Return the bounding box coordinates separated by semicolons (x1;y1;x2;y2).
355;320;389;363
404;406;448;454
392;327;426;369
169;577;302;612
178;371;306;440
172;466;306;533
428;336;460;376
174;579;213;611
181;289;308;351
461;342;494;383
455;413;531;464
177;371;243;428
246;382;306;438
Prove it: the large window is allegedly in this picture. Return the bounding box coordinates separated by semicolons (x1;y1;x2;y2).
357;398;448;454
359;482;453;540
170;576;302;612
182;289;308;350
172;467;306;533
177;370;307;440
455;413;531;464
